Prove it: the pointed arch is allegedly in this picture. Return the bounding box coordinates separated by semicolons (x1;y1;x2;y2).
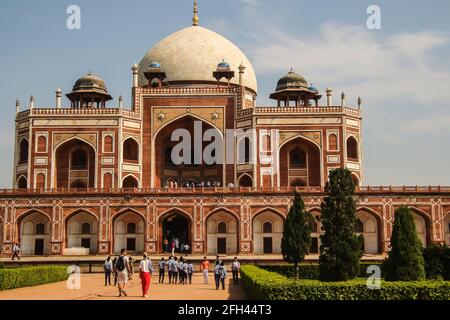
238;173;253;187
252;207;286;221
252;207;285;254
122;174;139;188
18;137;29;164
123;137;140;162
346;135;359;161
153;113;224;140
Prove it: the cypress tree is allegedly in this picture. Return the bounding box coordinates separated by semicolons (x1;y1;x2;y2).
384;206;425;281
281;191;314;280
319;168;363;281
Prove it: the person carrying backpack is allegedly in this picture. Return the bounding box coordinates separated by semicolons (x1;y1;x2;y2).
115;249;131;297
158;257;166;284
171;257;179;284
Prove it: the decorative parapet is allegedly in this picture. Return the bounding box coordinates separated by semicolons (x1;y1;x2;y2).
237;106;361;117
137;87;240;95
15;107;140;120
0;185;448;197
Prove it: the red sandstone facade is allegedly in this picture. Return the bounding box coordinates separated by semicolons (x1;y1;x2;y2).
2;20;450;257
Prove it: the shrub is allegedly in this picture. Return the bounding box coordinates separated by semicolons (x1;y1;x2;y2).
241;265;450;300
0;262;5;269
423;244;450;280
384;206;425;281
0;266;69;291
258;262;383;279
319;168;362;281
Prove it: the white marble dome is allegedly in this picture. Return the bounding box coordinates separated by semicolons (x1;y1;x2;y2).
138;26;258;93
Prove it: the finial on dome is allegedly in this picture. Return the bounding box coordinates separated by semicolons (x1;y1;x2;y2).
192;0;199;26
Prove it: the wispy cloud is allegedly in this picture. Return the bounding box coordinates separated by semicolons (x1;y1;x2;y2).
247;22;450;108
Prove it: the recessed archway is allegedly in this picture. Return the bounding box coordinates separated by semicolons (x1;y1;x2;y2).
238;174;253;187
279;136;321;187
409;208;429;247
346;136;358;161
18;211;50;256
113;210;145;254
65;210;98;254
206;209;238;255
252;209;284;254
160;211;191;253
122;175;139;188
444;212;450;246
356;209;381;254
17;176;27;189
308;209;323;254
154;115;224;188
19;138;29;164
55;138;96;188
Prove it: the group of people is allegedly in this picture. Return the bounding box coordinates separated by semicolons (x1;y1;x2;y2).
163;180;224;189
201;256;241;290
158;256;195;284
103;249;154;298
103;252;242;298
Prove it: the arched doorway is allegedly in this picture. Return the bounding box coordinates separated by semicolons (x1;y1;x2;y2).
123;138;139;162
206;210;238;254
444;213;450;246
123;175;139;188
154;115;223;188
309;210;323;254
113;211;145;254
19;138;29;164
410;209;428;247
238;174;253;187
18;211;50;255
356;210;380;254
160;212;190;253
17;176;27;189
65;211;98;254
279;137;321;187
0;217;3;254
346;136;359;161
55;139;96;188
252;210;284;254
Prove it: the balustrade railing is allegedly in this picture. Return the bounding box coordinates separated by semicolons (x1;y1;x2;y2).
0;185;448;196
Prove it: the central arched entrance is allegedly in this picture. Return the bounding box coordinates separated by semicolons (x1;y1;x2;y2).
154;115;224;188
160;212;191;253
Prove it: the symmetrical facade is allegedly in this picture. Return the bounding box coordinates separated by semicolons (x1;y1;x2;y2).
1;8;450;257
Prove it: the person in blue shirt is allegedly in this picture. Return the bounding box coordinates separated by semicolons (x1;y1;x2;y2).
158;257;166;284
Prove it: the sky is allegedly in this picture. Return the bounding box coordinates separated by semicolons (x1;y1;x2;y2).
0;0;449;187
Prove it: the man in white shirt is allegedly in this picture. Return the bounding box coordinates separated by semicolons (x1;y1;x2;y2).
115;248;131;297
12;242;21;261
139;253;153;298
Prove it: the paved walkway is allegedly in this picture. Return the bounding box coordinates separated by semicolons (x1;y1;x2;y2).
0;273;247;300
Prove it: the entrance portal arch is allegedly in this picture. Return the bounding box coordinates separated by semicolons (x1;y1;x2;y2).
160;211;191;254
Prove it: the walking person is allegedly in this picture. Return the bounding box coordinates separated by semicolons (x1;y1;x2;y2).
231;257;241;285
167;256;174;284
115;249;131;297
139;253;154;298
187;260;194;284
200;256;210;284
170;241;175;257
214;260;221;290
183;260;190;285
178;257;185;284
112;257;118;286
158;257;166;284
183;243;190;257
219;261;227;290
11;242;21;261
104;256;113;286
171;257;179;284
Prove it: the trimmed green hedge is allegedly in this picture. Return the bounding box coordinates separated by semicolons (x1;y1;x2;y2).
241;265;450;300
258;262;381;279
0;266;69;291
